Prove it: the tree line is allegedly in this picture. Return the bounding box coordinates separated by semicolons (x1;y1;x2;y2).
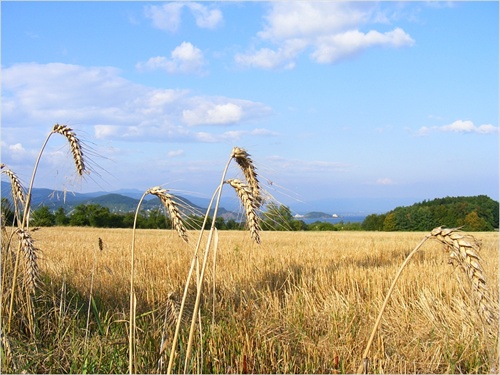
1;199;361;231
2;195;497;231
361;195;498;231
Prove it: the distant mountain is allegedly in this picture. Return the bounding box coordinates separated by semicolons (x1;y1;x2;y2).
1;182;242;220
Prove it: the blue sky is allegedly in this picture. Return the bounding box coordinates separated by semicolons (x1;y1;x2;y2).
1;1;498;214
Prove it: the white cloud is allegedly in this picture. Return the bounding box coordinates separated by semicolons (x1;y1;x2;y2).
235;39;307;70
236;2;414;69
186;3;222;29
1;63;272;143
417;120;498;135
183;102;242;126
94;125;121;139
144;2;222;32
311;28;414;64
258;2;371;41
137;42;206;74
144;3;184;32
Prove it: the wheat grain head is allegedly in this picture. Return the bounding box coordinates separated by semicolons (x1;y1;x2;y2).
430;226;497;326
52;124;86;176
231;147;262;208
226;178;261;244
16;229;39;294
1;164;26;205
147;186;189;243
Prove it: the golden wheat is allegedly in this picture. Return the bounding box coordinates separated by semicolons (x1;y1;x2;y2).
231;147;262;208
16;229;39;294
225;179;261;244
1;164;26;205
147;186;189;243
52;124;86;176
430;226;497;326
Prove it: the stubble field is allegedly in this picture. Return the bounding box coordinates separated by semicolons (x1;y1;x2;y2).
4;227;499;373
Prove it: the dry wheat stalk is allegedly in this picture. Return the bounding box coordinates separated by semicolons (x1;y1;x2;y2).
1;164;26;205
231;147;262;208
52;124;86;176
16;229;39;294
226;179;261;244
430;226;497;325
147;186;189;243
0;327;17;372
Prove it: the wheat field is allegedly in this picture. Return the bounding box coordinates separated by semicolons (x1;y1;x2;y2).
9;227;495;374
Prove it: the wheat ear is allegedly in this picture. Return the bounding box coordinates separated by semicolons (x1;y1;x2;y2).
226;179;261;244
430;226;497;325
1;164;26;205
16;229;39;294
147;186;189;243
231;147;262;208
52;124;86;176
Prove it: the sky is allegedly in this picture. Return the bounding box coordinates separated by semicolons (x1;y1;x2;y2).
1;1;499;214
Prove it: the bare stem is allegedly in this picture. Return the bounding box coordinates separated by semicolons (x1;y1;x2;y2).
357;234;431;374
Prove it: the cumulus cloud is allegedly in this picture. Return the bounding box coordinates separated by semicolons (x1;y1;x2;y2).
236;2;414;69
183;102;242;126
1;62;272;142
137;42;206;74
311;28;414;63
144;2;183;32
418;120;498;136
144;2;222;32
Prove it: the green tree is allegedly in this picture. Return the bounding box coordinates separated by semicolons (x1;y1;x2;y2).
262;203;295;231
31;206;55;227
362;214;386;231
54;207;69;226
463;211;491;231
69;204;111;227
383;212;397;231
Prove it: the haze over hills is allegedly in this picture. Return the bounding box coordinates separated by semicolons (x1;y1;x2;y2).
1;180;428;220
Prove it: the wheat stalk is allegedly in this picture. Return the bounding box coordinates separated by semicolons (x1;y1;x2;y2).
231;147;262;208
147;186;189;243
430;226;497;325
52;124;86;176
225;179;261;244
358;226;497;373
16;229;39;294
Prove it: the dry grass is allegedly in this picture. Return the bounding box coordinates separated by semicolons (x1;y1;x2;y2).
25;227;499;374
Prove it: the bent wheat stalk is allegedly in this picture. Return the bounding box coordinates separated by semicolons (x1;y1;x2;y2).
7;124;87;333
168;147;262;374
358;226;497;374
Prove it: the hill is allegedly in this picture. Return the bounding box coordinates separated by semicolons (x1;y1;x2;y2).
362;195;499;231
